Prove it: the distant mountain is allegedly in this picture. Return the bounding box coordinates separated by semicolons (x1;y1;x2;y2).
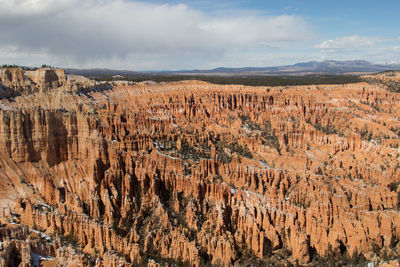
66;68;144;76
66;60;400;77
166;60;400;75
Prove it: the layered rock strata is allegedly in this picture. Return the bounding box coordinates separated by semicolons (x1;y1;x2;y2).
0;68;399;266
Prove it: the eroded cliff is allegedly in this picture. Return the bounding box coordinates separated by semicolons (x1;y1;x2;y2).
0;68;399;266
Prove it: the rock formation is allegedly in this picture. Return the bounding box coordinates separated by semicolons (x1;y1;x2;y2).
0;67;399;266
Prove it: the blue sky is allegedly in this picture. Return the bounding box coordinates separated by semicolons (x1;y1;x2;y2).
162;0;399;34
0;0;399;70
139;0;400;39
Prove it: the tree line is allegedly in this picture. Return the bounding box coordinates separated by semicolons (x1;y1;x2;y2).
83;73;362;87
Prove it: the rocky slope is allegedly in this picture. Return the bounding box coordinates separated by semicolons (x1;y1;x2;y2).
363;71;400;93
0;67;399;266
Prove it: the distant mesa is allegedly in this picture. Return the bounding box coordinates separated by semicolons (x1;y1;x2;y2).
171;60;400;75
65;60;400;77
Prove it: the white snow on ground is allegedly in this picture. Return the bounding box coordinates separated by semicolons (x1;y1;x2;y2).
37;200;50;209
31;252;55;267
258;161;270;169
29;228;52;242
0;102;11;110
305;151;318;160
6;194;17;200
244;190;263;198
230;185;295;218
156;150;178;160
242;125;251;134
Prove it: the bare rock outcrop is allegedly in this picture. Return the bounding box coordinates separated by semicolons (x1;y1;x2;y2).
0;69;399;266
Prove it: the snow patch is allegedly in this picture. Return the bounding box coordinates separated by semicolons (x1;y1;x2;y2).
29;228;52;242
156;150;178;160
305;151;318;160
31;252;55;267
37;200;50;209
258;161;270;169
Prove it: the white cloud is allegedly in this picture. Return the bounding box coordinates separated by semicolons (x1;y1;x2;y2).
0;0;313;69
315;35;382;52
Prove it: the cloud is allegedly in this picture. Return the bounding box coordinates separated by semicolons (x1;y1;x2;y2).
283;5;299;11
0;0;312;69
315;35;382;52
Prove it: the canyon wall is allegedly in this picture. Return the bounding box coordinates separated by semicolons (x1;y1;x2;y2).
0;68;399;266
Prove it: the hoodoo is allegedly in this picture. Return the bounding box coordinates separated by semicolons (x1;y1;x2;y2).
0;67;399;266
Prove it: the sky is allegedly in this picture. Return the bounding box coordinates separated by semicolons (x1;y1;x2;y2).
0;0;399;70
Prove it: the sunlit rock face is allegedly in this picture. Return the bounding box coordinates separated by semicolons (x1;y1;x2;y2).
0;68;399;266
